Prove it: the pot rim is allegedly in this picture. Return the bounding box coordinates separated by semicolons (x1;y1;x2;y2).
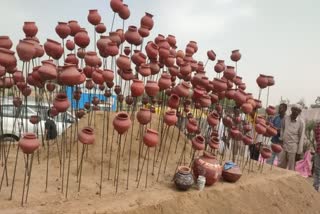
178;166;191;174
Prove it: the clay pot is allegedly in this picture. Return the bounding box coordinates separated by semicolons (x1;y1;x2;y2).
164;110;178;126
53;93;70;112
261;147;272;159
143;128;158;147
0;36;13;49
255;122;267;135
136;108;151;125
175;81;191;97
254;99;262;109
78;127;95;144
242;135;253;145
212;78;227;92
256;74;269;89
110;0;123;12
85;79;95;90
233;89;247;105
102;69;114;82
145;42;159;59
85;51;100;67
105;42;119;56
92;69;105;85
200;94;212;108
192;135;205;151
207;112;219;127
243;124;252;133
23;22;38;37
37;60;57;81
230;50;241;62
267;75;275;86
65;53;79;65
158;73;171;90
116;55;131;70
16;40;36;62
167;94;180;109
59;64;82;86
139;63;151;77
222;116;233;128
125;26;141;46
223;66;236;81
266;124;278;137
140;12;154;30
174;166;194;191
113;112;131;134
266;105;276;116
138;25;150;38
66;40;75;51
19;133;40;154
119;4;130;20
210;93;219;104
74;29;90;49
55;22;71;39
186;118;198;134
241;102;253;114
209;137;220;150
192;152;222;186
68;20;81;36
131;79;144;97
22;86;32;96
207;50;216;61
95;23;106;34
230;127;242;140
271;143;283;153
87;9;101;26
44;39;63;60
114;85;121;95
214;60;225;73
222;163;242;183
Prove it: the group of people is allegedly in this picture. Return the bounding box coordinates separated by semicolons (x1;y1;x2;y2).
251;102;319;192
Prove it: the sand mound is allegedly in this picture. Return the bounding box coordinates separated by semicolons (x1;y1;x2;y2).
0;111;320;214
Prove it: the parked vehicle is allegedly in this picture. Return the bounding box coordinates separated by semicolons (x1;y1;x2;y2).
0;99;75;140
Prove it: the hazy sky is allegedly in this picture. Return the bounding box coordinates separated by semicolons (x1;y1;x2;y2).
1;0;319;106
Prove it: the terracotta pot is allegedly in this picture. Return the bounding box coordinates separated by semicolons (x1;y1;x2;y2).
91;96;100;106
243;124;252;132
267;75;275;86
233;89;247;105
68;20;81;36
102;69;114;83
105;42;119;56
138;25;150;38
119;4;130;20
214;60;225;73
23;22;38;37
110;0;123;12
95;23;106;34
145;42;159;59
256;74;269;89
0;36;13;49
266;105;276;116
167;94;180;109
136;108;151;125
114;85;121;95
16;40;36;62
13;97;22;107
223;66;236;81
143;128;158;147
210;93;219;104
242;135;253;145
55;22;71;39
19;133;40;154
92;69;105;85
255;122;267;135
130;79;144;97
53;93;70;112
222;116;233;128
65;53;79;65
212;78;227;93
22;86;32;96
125;26;141;46
85;79;95;90
87;9;101;26
113;112;131;134
164;110;178;126
175;81;191;97
44;39;63;60
65;40;74;51
36;60;56;81
230;50;241;62
192;152;222;186
78;127;95;145
230;127;241;140
222;164;242;183
192;135;205;151
59;64;82;86
158;73;171;90
174;166;194;191
241;102;253;114
116;55;131;70
104;89;112;97
132;51;146;66
125;95;133;105
209;137;220;150
186;118;198;134
207;112;220;127
85;51;100;67
261;147;272;159
271;143;283;153
140;12;154;30
266;124;278;137
139;63;151;77
199;94;211;108
207;50;216;61
74;29;90;49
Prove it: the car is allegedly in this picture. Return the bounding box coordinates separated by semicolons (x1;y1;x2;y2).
0;98;76;141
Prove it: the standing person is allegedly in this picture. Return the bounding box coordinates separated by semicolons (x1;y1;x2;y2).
267;103;288;165
45;109;57;142
313;121;320;191
278;104;305;170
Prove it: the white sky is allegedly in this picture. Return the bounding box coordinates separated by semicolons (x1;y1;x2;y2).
1;0;319;106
